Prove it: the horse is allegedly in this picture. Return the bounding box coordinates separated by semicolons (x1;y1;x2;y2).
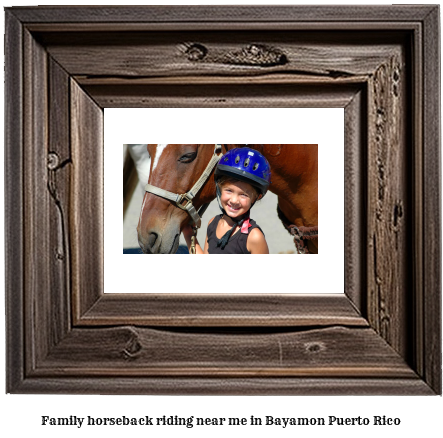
137;144;318;254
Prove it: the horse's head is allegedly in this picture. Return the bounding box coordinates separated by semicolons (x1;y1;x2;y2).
137;144;219;254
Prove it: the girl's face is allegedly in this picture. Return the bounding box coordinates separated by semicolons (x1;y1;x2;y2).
219;180;259;218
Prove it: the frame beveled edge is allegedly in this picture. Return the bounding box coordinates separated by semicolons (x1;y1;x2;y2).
4;6;441;395
6;4;438;24
5;8;25;394
421;3;441;396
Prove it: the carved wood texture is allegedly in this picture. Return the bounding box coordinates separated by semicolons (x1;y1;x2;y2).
5;6;440;394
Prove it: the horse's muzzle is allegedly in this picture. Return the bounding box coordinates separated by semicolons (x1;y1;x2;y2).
138;231;160;254
138;229;180;254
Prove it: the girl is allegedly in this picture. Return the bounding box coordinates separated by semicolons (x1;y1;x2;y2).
182;147;271;254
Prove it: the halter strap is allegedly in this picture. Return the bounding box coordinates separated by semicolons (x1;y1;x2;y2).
144;144;223;228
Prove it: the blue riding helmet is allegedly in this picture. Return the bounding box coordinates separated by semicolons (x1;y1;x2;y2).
215;147;271;197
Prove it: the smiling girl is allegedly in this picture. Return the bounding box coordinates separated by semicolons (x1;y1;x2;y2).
182;147;271;254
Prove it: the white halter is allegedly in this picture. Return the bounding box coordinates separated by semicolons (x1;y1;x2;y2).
144;144;223;229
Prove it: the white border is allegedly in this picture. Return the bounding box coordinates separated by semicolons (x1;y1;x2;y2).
104;108;344;294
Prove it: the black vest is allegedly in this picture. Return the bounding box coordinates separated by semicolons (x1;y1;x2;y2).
207;214;262;254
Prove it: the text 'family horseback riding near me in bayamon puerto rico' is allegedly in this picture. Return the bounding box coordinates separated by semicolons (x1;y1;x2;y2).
41;414;402;429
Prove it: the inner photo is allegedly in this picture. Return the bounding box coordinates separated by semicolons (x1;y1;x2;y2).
124;144;318;255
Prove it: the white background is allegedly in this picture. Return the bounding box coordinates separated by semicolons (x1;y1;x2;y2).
1;1;442;438
106;108;344;294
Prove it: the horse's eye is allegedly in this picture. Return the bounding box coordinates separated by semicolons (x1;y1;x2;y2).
178;152;197;163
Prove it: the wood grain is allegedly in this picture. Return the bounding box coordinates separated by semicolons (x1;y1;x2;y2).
9;5;437;24
344;89;366;314
23;28;50;371
42;34;399;79
48;57;72;346
37;326;415;377
367;50;409;356
13;375;434;396
422;6;441;394
70;80;104;321
5;10;24;393
79;294;367;327
83;83;362;109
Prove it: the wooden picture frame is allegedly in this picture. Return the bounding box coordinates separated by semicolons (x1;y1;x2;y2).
5;5;441;394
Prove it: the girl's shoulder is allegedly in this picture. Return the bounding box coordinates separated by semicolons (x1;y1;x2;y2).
248;218;265;235
248;226;265;242
246;223;268;254
209;214;224;224
206;215;222;233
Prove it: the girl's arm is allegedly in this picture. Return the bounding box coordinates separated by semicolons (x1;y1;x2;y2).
182;224;205;254
200;217;214;254
247;228;269;254
182;217;213;254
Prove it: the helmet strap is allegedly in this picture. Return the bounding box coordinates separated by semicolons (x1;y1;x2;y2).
217;211;250;250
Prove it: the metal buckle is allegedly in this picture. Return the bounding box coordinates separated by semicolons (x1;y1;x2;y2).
176;193;193;211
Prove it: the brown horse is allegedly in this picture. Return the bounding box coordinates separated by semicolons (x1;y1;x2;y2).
137;144;318;254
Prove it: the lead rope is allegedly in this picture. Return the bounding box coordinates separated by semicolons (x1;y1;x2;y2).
190;226;198;254
276;205;318;254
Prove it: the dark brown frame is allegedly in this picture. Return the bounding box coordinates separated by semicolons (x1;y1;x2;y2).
5;6;441;394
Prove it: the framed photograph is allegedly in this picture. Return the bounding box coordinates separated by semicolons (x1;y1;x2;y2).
5;5;440;394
